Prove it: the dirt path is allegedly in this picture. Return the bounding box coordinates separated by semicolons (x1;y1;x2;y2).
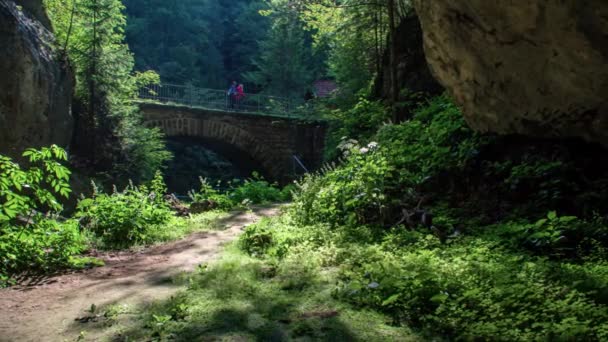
0;206;280;342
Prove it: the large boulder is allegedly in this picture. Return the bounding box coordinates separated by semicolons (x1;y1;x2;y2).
0;0;73;159
412;0;608;145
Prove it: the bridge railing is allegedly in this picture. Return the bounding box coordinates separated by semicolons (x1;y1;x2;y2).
138;83;296;116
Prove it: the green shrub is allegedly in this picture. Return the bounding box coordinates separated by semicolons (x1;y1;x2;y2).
376;95;487;189
189;173;292;211
0;146;87;284
0;145;71;220
1;219;86;282
188;177;235;210
230;172;291;204
76;171;173;249
292;140;390;227
239;219;276;257
292;96;488;228
489;212;608;260
329;99;389;144
335;235;608;340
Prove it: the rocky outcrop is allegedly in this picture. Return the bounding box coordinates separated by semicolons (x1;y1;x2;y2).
412;0;608;145
374;15;443;99
0;0;73;159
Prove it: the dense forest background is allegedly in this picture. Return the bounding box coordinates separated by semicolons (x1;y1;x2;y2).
124;0;270;89
123;0;326;97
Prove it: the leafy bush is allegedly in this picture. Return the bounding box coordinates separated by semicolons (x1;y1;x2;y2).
330;99;389;142
377;95;486;189
239;219;276;257
189;173;293;211
0;220;85;280
293;140;390;227
0;145;71;219
230;173;293;204
479;142;608;218
335;233;608;341
0;146;86;284
188;177;235;210
293;96;488;228
77;171;173;249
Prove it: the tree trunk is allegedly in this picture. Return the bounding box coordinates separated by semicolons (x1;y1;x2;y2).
89;0;98;163
388;0;401;123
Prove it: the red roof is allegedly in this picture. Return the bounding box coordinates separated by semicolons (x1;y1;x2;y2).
313;80;338;98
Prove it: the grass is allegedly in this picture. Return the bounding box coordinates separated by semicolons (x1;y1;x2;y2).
108;244;420;341
144;211;229;244
84;211;229;251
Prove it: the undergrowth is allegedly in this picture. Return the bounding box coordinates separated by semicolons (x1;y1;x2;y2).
172;95;608;340
188;172;294;210
0;146;87;285
237;215;608;340
0;151;230;285
117;243;420;341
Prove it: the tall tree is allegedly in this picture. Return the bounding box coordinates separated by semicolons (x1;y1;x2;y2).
244;1;316;98
45;0;171;182
123;0;272;89
387;0;400;122
300;0;413;106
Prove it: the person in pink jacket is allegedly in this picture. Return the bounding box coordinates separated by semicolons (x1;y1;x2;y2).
235;84;245;109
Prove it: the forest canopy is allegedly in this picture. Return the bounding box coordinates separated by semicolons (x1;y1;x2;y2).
122;0;412;100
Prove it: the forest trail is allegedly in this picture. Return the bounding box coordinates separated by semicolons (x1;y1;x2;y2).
0;206;281;342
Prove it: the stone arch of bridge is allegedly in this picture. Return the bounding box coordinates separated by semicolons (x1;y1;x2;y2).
145;116;281;180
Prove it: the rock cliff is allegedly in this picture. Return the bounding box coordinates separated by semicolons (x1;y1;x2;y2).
0;0;73;158
413;0;608;145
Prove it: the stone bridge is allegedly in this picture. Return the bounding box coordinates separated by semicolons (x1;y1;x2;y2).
139;103;327;182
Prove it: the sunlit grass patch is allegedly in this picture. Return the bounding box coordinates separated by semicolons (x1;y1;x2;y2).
144;211;229;244
123;245;420;341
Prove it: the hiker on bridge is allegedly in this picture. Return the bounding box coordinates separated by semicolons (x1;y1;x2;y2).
235;83;245;109
227;81;237;109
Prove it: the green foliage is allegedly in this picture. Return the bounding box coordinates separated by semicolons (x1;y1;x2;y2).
495;212;608;259
188;177;235;211
0;145;71;221
325;98;389;157
230;173;292;204
0;146;87;284
237;212;608;341
277;94;608;339
76;172;172;249
44;0;171;182
294;96;485;227
239;218;275;257
377;95;486;188
244;1;318;98
189;174;293;211
123;0;272;88
1;220;86;280
302;1;382;98
293;140;390;227
335;229;608;340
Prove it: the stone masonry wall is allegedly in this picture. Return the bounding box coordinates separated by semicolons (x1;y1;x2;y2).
139;103;327;182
